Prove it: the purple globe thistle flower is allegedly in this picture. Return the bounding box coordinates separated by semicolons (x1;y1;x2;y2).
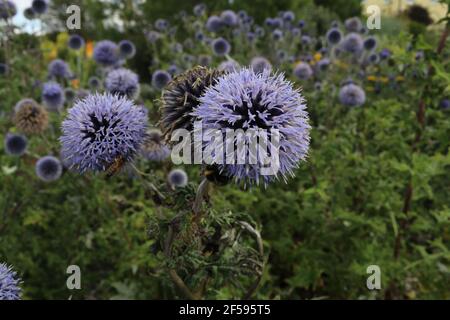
193;3;206;16
301;35;312;45
146;30;161;44
93;40;119;67
105;68;140;100
35;156;63;182
250;56;272;74
0;62;9;76
291;27;301;37
238;10;247;20
64;87;76;103
168;169;188;188
316;58;330;72
151;70;172;90
339;83;366;107
297;20;305;28
379;48;391;60
0;263;21;300
170;42;183;53
68;34;85;50
272;18;283;29
326;28;342;45
247;32;256;42
118;40;136;59
141;129;170;162
24;7;35;19
218;60;240;73
0;0;17;20
439;99;449;110
255;26;265;38
195;31;205;41
277;50;287;61
48;59;72;79
155;18;169;31
282;11;295;22
272;29;283;41
211;37;231;56
42;81;65;111
60;93;147;173
32;0;48;14
192;68;310;186
344;17;362;32
220;10;238;27
293;62;313;80
206;15;223;32
415;50;424;61
4;133;27;156
314;81;322;91
264;17;274;27
342;32;363;54
368;53;379;64
167;64;179;76
198;54;212;67
88;76;101;90
363;36;377;51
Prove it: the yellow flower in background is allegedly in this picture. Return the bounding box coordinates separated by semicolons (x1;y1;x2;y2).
396;75;405;82
71;79;80;89
40;40;58;61
367;75;377;82
86;41;94;58
366;86;375;92
380;76;389;83
56;32;69;50
314;52;322;62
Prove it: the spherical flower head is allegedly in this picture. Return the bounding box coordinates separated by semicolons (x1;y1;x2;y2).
206;15;223;32
293;62;313;80
250;56;272;74
42;81;65;111
48;59;72;79
88;76;101;90
168;169;188;188
167;64;179;76
105;68;140;100
198;54;212;67
255;26;265;38
93;40;119;67
68;34;84;50
379;48;391;60
155;18;169;31
316;58;330;72
35;156;63;182
247;31;256;42
160;66;224;145
301;35;312;45
4;133;27;156
31;0;48;14
282;11;295;22
0;0;17;20
146;30;161;44
218;60;240;73
342;32;363;54
24;7;35;19
60;93;148;173
291;27;301;37
193;3;206;16
0;263;21;300
297;19;305;28
220;10;238;27
363;36;377;51
326;28;342;45
195;31;204;41
439;98;449;110
14;99;49;134
339;83;366;107
64;88;77;103
192;68;311;186
141;129;170;162
211;37;231;56
344;17;362;32
151;70;172;90
272;29;283;41
0;62;9;75
118;40;136;59
368;53;379;64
